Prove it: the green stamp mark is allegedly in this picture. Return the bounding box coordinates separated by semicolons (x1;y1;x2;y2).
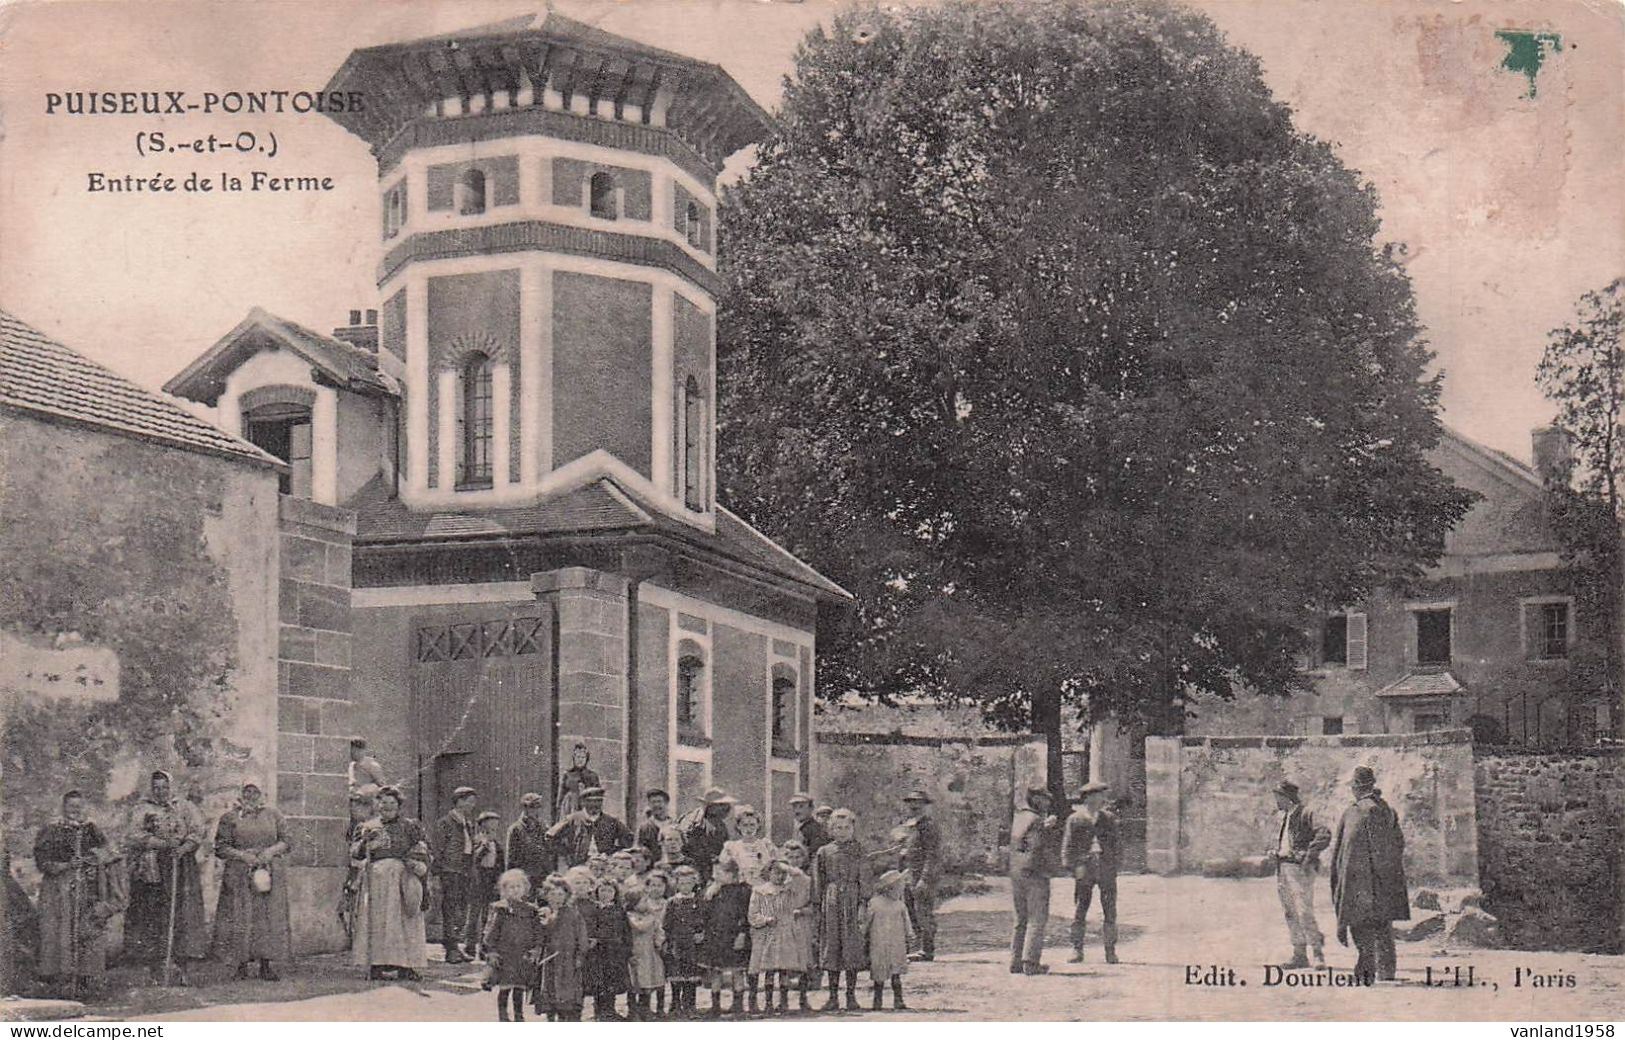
1496;30;1562;98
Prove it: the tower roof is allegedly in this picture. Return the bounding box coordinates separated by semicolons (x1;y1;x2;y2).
323;13;774;172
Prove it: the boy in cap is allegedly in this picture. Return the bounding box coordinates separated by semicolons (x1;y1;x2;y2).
506;792;555;888
433;786;480;963
1268;779;1331;969
466;810;506;958
1062;782;1120;963
636;788;674;860
790;792;830;853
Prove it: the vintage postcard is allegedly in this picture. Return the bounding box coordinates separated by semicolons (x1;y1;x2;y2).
0;0;1621;1025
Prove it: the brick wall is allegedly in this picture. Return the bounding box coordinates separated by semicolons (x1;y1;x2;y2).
1145;730;1479;887
276;495;355;953
1473;747;1623;952
552;270;652;476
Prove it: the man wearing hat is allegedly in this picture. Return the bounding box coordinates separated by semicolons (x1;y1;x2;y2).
899;790;942;961
1062;782;1121;964
547;785;633;868
681;787;735;883
1267;779;1331;969
1329;766;1409;984
432;786;480;963
506;793;555;888
1008;786;1062;975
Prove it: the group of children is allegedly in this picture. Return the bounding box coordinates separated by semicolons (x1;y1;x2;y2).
479;805;915;1021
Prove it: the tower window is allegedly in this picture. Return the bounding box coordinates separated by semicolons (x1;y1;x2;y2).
245;403;313;499
685;202;703;248
457;168;487;215
589;172;618;219
771;672;796;751
459;353;494;487
683;375;705;511
383;180;407;239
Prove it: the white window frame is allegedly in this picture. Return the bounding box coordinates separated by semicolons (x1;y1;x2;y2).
1518;594;1576;661
669;621;713;804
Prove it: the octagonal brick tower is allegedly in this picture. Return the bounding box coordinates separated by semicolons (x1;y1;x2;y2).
323;13;772;518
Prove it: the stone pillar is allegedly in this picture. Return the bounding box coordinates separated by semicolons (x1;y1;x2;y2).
1144;736;1181;875
275;496;355;954
534;567;630;811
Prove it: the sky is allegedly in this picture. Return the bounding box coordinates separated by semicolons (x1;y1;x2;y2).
0;0;1621;465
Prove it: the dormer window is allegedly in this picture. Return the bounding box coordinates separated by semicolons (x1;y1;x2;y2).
685;202;702;248
459;353;494;487
457;168;487;215
245;402;313;498
589;172;618;219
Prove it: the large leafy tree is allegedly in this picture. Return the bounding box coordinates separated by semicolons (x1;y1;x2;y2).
717;0;1473;742
1537;278;1624;733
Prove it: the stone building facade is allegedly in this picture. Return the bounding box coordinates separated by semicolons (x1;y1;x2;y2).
160;15;849;951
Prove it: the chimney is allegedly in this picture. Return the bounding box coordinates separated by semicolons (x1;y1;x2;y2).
1531;425;1573;486
332;306;379;354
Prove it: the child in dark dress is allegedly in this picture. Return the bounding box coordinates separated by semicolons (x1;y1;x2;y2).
582;877;631;1021
532;874;588;1022
482;869;544;1022
662;864;705;1018
701;858;752;1017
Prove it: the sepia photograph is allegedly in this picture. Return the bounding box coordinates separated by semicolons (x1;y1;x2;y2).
0;0;1620;1026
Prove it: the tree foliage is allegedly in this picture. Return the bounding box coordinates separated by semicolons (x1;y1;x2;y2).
1537;277;1624;717
717;0;1474;731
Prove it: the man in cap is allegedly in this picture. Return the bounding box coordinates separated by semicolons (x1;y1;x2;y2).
506;792;555;888
636;788;675;859
432;786;479;963
1268;779;1331;969
547;785;632;868
1062;781;1121;964
1008;785;1062;975
1329;766;1409;984
790;792;830;853
681;787;735;883
899;790;942;961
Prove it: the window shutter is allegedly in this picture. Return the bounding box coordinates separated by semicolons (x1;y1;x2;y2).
1346;612;1368;670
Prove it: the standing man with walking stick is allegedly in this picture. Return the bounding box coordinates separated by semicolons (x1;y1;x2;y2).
123;770;207;987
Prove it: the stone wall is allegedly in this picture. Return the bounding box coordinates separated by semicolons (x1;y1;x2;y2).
0;414;281;963
1145;730;1479;887
812;702;1043;872
1473;747;1623;953
275;496;355;954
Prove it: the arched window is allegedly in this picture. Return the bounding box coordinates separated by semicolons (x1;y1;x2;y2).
457;168;487;215
244;400;314;499
676;647;706;737
589;172;618;219
685;202;702;248
460;353;494;487
683;376;704;511
771;670;796;751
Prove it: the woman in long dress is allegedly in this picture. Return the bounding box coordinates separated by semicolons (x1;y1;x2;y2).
350;785;430;980
33;791;115;996
211;781;292;980
123;769;208;985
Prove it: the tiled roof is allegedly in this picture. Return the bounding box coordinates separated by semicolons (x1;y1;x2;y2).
346;474;852;601
0;308;282;468
1375;671;1464;698
164;307;395;405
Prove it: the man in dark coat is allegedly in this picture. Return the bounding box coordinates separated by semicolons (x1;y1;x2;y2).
680;788;735;883
1329;766;1409;984
790;792;830;854
1268;779;1331;969
635;788;674;859
505;792;555;888
432;786;479;964
1008;786;1061;975
899;790;942;961
547;786;632;868
1062;781;1121;964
